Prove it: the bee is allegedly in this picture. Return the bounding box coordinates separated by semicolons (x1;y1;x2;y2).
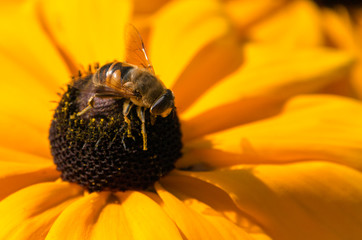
76;25;175;150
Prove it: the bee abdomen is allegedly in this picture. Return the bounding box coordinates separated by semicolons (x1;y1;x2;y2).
94;62;134;86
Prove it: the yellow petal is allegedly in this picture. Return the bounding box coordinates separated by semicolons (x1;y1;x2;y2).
47;191;181;239
46;192;110;240
321;6;360;53
0;2;70;139
0;114;51;158
155;182;253;239
225;0;288;35
88;196;131;240
0;147;59;200
0;182;82;240
0;5;67;155
112;191;181;240
181;45;354;140
183;95;362;170
149;0;242;109
321;7;362;98
0;53;58;137
177;162;362;240
247;0;324;47
132;0;169;14
0;145;51;165
160;174;271;240
38;0;131;69
0;1;70;90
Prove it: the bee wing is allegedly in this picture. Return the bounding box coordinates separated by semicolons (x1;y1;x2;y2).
100;81;136;99
125;24;155;74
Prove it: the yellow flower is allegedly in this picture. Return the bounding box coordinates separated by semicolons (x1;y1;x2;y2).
1;0;362;239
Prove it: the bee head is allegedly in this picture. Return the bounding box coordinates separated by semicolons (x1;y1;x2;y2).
150;89;175;117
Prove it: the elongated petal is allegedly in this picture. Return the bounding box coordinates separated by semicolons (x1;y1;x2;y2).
38;0;131;69
0;114;51;158
0;53;58;138
247;0;323;47
0;1;70;90
0;147;59;200
321;7;362;98
112;191;182;240
225;0;288;35
46;192;110;240
177;162;362;240
47;191;181;240
149;0;242;110
183;95;362;170
322;7;360;54
155;182;253;239
0;3;69;154
132;0;169;14
181;45;354;140
0;182;82;240
88;197;131;240
0;145;51;165
160;175;271;240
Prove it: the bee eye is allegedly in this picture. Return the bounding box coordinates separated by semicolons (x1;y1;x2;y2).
150;89;174;116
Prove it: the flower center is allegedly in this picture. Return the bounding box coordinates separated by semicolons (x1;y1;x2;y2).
49;75;182;192
312;0;362;7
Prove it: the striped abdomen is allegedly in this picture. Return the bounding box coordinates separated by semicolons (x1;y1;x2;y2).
93;61;134;87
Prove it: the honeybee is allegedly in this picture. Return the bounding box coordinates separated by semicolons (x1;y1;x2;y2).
76;25;175;150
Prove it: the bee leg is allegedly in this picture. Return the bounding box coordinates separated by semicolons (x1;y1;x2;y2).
108;125;124;149
123;100;134;139
77;95;96;116
137;106;147;151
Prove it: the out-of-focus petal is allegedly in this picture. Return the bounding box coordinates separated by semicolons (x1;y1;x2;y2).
149;0;242;111
161;174;272;240
322;6;360;54
0;1;70;90
0;147;59;200
0;182;82;240
181;45;354;140
182;95;362;170
47;191;181;239
132;0;169;14
247;0;324;48
321;6;362;98
38;0;131;70
155;182;253;239
177;162;362;240
225;0;288;36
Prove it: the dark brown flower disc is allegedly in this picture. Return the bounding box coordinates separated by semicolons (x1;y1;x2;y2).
312;0;362;7
49;75;182;192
